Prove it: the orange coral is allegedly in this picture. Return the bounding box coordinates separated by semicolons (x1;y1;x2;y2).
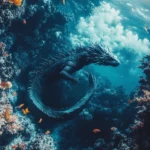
135;90;150;103
8;0;22;6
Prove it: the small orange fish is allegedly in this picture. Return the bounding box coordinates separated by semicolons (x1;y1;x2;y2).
8;0;22;6
128;99;132;104
110;127;115;132
4;107;10;121
45;130;50;135
22;107;30;115
12;91;17;96
23;19;27;25
12;145;18;149
18;104;24;109
38;118;43;123
0;81;12;90
93;128;101;133
25;107;30;113
62;0;65;5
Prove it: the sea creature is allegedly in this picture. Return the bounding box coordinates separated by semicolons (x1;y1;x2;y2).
4;107;10;121
12;145;18;149
38;118;43;123
28;44;120;119
22;108;30;115
0;81;12;90
93;128;101;133
8;0;22;6
110;127;116;132
18;104;24;109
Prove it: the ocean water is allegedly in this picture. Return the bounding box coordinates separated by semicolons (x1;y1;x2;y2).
0;0;150;150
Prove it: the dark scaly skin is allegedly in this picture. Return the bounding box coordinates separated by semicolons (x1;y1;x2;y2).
29;44;120;119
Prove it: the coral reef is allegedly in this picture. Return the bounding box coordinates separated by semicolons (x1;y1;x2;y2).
106;54;150;150
0;43;56;150
0;0;25;35
132;55;150;149
0;42;14;80
0;92;23;146
28;134;55;150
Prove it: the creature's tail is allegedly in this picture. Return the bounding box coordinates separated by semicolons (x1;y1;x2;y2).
28;72;97;119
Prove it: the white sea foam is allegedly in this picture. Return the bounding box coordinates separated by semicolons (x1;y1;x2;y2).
69;2;150;92
70;2;150;55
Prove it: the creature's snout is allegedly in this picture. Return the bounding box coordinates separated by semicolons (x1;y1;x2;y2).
111;59;120;67
105;58;120;67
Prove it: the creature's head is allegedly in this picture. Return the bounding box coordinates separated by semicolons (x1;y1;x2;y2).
86;44;120;67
